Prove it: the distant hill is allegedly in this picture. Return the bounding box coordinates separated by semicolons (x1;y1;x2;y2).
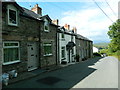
93;42;109;49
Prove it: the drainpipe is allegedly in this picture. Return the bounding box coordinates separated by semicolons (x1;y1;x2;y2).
38;21;41;68
56;29;58;65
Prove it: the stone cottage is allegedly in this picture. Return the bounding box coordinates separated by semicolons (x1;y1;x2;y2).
2;2;41;72
2;2;58;73
75;34;93;61
30;4;59;68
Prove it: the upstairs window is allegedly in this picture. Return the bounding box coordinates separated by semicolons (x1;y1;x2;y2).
8;5;18;26
61;33;65;39
61;33;65;41
44;19;49;32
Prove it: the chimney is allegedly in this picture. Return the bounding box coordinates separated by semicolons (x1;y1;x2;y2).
31;4;42;16
64;24;70;30
72;27;77;33
52;19;59;25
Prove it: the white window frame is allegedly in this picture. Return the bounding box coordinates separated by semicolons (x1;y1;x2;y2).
7;5;18;26
44;19;49;32
43;43;52;56
61;33;64;39
3;41;20;65
61;46;65;59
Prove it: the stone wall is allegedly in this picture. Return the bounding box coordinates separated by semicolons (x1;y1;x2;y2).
75;37;93;61
2;4;40;73
40;23;57;68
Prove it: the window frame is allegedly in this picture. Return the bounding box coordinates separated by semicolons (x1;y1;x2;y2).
3;41;20;65
43;43;52;56
7;5;18;26
61;33;64;39
61;46;65;59
44;19;49;32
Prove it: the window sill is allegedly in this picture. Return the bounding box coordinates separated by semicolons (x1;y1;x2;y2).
44;54;53;57
61;58;66;60
8;23;18;27
3;60;20;65
44;30;49;32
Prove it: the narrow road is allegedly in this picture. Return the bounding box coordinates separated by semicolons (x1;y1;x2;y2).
72;56;118;88
3;56;118;89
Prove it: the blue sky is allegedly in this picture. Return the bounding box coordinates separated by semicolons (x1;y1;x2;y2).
16;0;118;44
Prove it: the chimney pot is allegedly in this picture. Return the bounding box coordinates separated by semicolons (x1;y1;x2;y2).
72;27;77;33
52;19;59;25
64;24;70;30
31;4;42;16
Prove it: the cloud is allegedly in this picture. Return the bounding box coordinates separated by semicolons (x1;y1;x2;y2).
59;1;118;43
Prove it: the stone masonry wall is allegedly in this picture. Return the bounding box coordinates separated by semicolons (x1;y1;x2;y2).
2;5;40;73
40;23;57;68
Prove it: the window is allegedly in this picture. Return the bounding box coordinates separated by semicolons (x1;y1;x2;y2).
3;42;20;65
61;33;65;41
61;33;65;39
61;47;65;59
43;43;52;56
61;33;64;38
44;19;49;32
8;5;18;26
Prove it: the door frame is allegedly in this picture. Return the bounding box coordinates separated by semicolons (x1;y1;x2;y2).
27;42;39;71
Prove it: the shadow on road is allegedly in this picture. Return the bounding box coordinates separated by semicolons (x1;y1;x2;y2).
59;57;102;89
35;57;103;88
3;57;104;89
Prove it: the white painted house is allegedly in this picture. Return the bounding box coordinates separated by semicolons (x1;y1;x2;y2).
57;26;76;64
93;46;99;53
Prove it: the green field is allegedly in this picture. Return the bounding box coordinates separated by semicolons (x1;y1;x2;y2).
93;42;109;49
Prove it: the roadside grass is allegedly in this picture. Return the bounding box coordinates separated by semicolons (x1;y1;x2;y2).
114;51;120;61
114;55;120;61
108;51;120;61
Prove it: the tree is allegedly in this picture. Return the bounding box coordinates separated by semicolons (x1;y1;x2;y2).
107;19;120;54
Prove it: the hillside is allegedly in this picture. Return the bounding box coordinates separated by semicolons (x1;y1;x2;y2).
93;42;109;49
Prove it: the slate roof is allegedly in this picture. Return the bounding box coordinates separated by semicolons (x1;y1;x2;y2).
58;26;76;36
22;8;59;27
76;34;92;41
22;7;92;41
22;7;42;20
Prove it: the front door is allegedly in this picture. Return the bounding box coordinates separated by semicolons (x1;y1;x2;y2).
68;50;70;63
27;42;39;71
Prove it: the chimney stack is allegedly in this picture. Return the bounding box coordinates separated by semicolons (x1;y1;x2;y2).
72;27;77;33
52;19;59;25
64;24;70;30
31;4;42;16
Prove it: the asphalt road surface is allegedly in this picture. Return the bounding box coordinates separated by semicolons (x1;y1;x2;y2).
72;56;118;88
3;56;118;89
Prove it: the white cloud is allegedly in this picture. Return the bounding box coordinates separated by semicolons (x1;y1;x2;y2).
59;1;118;43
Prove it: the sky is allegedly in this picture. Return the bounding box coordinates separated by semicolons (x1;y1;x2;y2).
16;0;119;44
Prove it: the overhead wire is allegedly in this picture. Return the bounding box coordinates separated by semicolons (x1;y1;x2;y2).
28;1;115;23
45;2;68;11
92;0;114;23
105;0;117;18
